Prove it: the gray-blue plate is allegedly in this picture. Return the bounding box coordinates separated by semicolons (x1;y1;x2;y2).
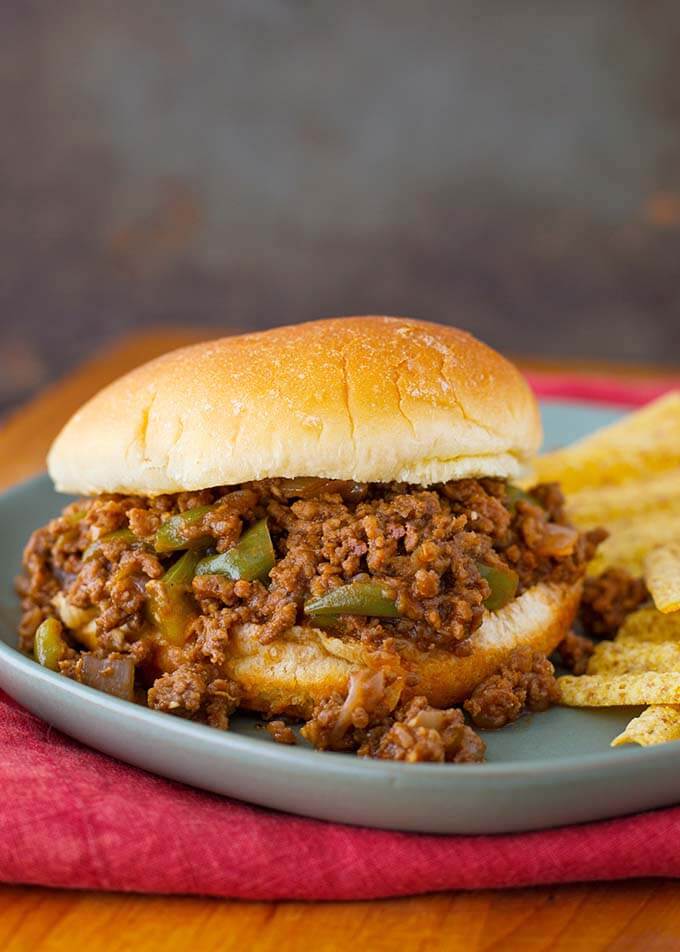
0;400;677;835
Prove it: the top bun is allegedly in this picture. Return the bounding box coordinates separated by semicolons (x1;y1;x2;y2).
48;316;542;495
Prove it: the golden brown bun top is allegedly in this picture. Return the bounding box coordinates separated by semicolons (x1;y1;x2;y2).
48;316;542;495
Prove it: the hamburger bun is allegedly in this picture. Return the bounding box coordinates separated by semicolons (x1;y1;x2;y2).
225;581;580;717
48;315;541;495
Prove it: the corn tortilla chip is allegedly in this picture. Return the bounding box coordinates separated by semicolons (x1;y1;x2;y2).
587;640;680;675
586;510;680;577
611;705;680;747
557;672;680;706
531;392;680;494
645;542;680;614
616;607;680;643
566;471;680;529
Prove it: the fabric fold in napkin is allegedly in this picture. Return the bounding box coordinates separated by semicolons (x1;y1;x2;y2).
2;372;680;899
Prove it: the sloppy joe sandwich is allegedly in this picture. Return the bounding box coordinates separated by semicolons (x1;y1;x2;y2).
17;316;603;762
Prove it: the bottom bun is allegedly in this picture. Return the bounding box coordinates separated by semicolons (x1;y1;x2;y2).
224;581;581;718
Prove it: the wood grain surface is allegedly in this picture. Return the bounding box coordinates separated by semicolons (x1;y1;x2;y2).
2;329;679;952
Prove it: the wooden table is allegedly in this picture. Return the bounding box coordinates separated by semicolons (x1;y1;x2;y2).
1;330;679;952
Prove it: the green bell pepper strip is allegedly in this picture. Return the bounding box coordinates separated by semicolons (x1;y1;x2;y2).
304;581;399;619
154;505;214;553
477;563;519;612
310;616;342;630
146;550;201;645
505;485;541;512
83;528;140;561
195;519;275;583
34;617;67;671
162;548;201;588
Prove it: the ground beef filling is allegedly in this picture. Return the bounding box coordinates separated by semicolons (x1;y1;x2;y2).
296;650;559;761
300;669;487;763
555;630;596;675
464;647;559;729
17;477;600;757
552;568;649;674
579;567;649;638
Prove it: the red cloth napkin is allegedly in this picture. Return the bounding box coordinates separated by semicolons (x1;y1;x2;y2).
3;691;680;899
528;371;679;408
2;373;680;900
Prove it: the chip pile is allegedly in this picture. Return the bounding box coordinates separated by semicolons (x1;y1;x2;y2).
532;392;680;748
532;392;680;576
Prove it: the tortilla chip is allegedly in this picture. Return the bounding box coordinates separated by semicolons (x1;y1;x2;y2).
611;705;680;747
616;607;680;644
557;672;680;706
645;543;680;614
587;640;680;675
531;392;680;494
586;510;680;577
566;472;680;529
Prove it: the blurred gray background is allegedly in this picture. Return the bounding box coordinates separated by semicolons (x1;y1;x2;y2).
1;1;679;414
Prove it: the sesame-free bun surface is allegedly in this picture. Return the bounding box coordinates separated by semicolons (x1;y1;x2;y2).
48;316;542;495
224;580;579;717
